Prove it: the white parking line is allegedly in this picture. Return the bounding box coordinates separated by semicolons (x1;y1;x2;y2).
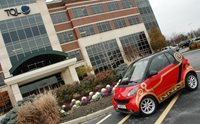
196;70;200;73
96;114;112;124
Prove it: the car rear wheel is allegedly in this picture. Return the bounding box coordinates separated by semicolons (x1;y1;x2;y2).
140;96;157;116
185;73;199;91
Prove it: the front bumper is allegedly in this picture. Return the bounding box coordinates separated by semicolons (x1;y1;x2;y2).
112;97;140;115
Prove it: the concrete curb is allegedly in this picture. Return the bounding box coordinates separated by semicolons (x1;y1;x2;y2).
61;106;113;124
182;48;200;55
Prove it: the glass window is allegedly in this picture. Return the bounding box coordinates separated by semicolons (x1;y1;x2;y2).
50;12;68;24
113;18;127;29
72;7;88;18
91;4;104;14
0;74;4;86
107;2;119;11
149;54;170;73
2;33;12;44
17;29;26;40
38;25;46;34
24;28;33;38
86;39;124;73
79;25;95;37
0;0;36;9
165;53;175;64
122;0;133;8
120;59;149;84
97;21;112;33
120;32;151;60
66;50;82;61
0;14;52;66
14;19;22;28
57;30;75;44
31;26;40;36
10;31;19;42
128;15;140;25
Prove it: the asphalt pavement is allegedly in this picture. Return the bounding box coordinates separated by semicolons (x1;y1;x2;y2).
83;49;200;124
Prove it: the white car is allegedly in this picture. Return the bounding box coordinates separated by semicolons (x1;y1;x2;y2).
161;46;179;51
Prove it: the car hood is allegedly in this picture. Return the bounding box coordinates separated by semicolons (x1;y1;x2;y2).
114;84;139;99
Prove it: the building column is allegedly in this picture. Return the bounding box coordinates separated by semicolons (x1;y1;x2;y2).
61;66;80;84
11;84;23;105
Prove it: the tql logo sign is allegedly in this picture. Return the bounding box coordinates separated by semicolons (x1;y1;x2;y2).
4;6;31;16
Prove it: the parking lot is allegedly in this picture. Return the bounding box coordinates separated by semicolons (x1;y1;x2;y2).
83;49;200;124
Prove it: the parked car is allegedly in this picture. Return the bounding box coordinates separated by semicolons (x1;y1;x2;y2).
190;37;200;44
112;50;198;116
179;40;190;48
161;46;179;51
189;37;200;48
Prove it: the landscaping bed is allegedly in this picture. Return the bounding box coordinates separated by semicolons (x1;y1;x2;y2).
60;95;112;123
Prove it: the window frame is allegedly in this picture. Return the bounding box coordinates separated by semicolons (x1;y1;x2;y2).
72;7;88;18
107;2;120;11
97;21;112;33
91;4;104;14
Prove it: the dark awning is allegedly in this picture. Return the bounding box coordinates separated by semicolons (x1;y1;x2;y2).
10;50;68;76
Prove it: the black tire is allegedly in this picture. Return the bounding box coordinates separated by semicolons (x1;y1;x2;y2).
185;72;199;91
139;96;158;116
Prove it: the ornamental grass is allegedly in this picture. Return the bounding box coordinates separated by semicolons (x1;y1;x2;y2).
17;93;60;124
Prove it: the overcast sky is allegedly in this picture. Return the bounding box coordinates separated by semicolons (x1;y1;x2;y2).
149;0;200;38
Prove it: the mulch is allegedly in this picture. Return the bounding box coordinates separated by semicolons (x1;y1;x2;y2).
60;95;112;123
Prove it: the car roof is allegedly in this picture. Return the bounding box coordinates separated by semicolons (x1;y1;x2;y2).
136;49;175;63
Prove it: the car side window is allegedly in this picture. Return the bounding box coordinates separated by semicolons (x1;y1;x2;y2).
165;53;175;64
149;54;170;73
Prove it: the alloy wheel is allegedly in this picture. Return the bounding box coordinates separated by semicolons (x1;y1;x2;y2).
140;97;156;115
187;75;198;89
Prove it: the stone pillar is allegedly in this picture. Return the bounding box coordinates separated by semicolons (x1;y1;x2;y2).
11;84;23;104
61;66;80;84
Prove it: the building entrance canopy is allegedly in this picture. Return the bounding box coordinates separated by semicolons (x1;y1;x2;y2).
9;50;69;76
5;58;77;86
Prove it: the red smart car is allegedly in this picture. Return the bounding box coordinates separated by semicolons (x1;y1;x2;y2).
112;50;198;116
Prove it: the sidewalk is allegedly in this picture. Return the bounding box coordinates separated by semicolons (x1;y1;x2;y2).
0;114;5;121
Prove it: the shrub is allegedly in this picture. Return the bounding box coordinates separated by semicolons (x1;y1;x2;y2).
55;70;117;106
190;43;197;50
17;93;60;124
0;95;36;124
197;42;200;48
114;63;128;79
95;70;117;87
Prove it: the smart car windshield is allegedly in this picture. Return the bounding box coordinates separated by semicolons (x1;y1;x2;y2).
119;59;149;86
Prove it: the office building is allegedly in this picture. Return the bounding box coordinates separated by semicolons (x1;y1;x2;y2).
0;0;154;112
135;0;160;31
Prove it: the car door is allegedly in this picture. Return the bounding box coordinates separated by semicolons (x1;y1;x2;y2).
146;53;178;98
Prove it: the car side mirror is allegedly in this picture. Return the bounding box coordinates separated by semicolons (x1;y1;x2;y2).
148;70;158;78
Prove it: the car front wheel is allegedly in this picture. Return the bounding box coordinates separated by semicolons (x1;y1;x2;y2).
185;73;199;91
140;96;157;116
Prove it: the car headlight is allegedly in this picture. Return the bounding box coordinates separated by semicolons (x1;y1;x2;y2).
127;88;138;97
